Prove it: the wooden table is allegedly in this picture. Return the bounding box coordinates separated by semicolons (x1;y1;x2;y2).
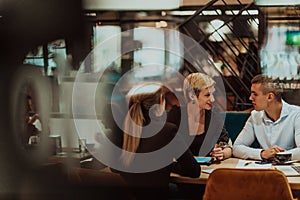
48;149;93;167
170;158;300;190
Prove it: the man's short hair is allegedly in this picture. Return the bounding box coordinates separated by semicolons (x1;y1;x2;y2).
251;74;283;101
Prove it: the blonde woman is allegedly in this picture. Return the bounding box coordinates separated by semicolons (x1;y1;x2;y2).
119;82;200;200
167;72;232;160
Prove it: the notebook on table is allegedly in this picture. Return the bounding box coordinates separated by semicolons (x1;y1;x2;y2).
194;157;214;165
275;165;300;176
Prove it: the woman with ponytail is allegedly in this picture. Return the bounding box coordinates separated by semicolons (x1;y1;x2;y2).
118;82;200;200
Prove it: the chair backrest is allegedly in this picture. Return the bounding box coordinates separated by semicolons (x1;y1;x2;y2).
222;112;250;143
222;112;259;148
203;168;294;200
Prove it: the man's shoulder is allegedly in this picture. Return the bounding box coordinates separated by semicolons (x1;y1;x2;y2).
283;101;300;117
250;109;263;117
286;102;300;111
249;110;264;122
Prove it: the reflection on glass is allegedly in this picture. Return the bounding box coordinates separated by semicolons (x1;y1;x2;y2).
260;25;300;80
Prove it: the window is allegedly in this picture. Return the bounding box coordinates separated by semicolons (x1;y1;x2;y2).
93;25;121;72
133;27;182;79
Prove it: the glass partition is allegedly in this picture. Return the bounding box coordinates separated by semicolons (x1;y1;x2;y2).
93;25;121;72
260;24;300;80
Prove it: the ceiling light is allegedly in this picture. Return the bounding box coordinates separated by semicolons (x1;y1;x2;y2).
85;12;97;16
169;10;196;16
155;21;168;28
254;0;300;6
83;0;180;10
201;9;222;15
225;10;259;15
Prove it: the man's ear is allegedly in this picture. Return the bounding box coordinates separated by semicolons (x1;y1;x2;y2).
267;92;275;101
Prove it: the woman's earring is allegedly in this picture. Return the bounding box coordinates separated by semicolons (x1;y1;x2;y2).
189;92;196;104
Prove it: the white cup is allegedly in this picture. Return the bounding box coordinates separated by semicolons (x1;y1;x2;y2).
275;152;292;164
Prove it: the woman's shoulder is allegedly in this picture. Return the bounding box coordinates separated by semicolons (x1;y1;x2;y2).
164;121;178;130
154;122;178;141
168;105;183;114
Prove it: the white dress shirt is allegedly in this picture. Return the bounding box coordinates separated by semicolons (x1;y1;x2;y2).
233;100;300;160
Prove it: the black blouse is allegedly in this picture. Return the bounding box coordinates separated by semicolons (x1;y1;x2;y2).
115;118;200;200
167;105;229;156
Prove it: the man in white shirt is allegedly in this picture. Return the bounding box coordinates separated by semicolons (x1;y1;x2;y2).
233;74;300;161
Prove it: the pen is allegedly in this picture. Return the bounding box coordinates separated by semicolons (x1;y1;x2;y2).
244;161;252;166
255;161;272;165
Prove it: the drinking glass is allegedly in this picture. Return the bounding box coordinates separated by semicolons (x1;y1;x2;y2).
79;138;87;153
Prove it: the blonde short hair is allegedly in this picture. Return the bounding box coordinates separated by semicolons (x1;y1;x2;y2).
183;73;215;102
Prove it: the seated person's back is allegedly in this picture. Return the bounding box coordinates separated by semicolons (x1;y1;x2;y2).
114;83;200;200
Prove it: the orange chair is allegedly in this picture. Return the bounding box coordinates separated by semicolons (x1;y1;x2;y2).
203;168;295;200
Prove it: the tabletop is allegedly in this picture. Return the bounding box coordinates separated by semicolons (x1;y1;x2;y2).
170;157;300;190
48;148;93;166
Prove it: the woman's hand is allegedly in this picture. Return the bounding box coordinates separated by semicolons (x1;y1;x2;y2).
211;144;224;161
211;143;233;160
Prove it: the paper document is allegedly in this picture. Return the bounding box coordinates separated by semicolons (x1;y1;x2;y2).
236;160;272;169
202;169;214;174
275;165;300;176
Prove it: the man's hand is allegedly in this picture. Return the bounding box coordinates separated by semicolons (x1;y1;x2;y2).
261;145;285;159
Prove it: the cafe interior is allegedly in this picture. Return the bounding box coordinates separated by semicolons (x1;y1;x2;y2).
2;0;300;199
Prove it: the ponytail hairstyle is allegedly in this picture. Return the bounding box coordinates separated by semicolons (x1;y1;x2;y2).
121;83;165;166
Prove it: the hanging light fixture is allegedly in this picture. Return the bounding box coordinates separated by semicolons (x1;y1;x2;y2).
83;0;181;10
254;0;300;6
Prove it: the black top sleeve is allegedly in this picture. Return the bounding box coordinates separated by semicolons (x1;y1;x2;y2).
169;122;200;178
167;105;230;156
166;105;181;126
217;127;230;144
172;149;200;178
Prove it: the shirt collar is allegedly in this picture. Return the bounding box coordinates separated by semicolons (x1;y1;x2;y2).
263;99;288;123
280;100;289;118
